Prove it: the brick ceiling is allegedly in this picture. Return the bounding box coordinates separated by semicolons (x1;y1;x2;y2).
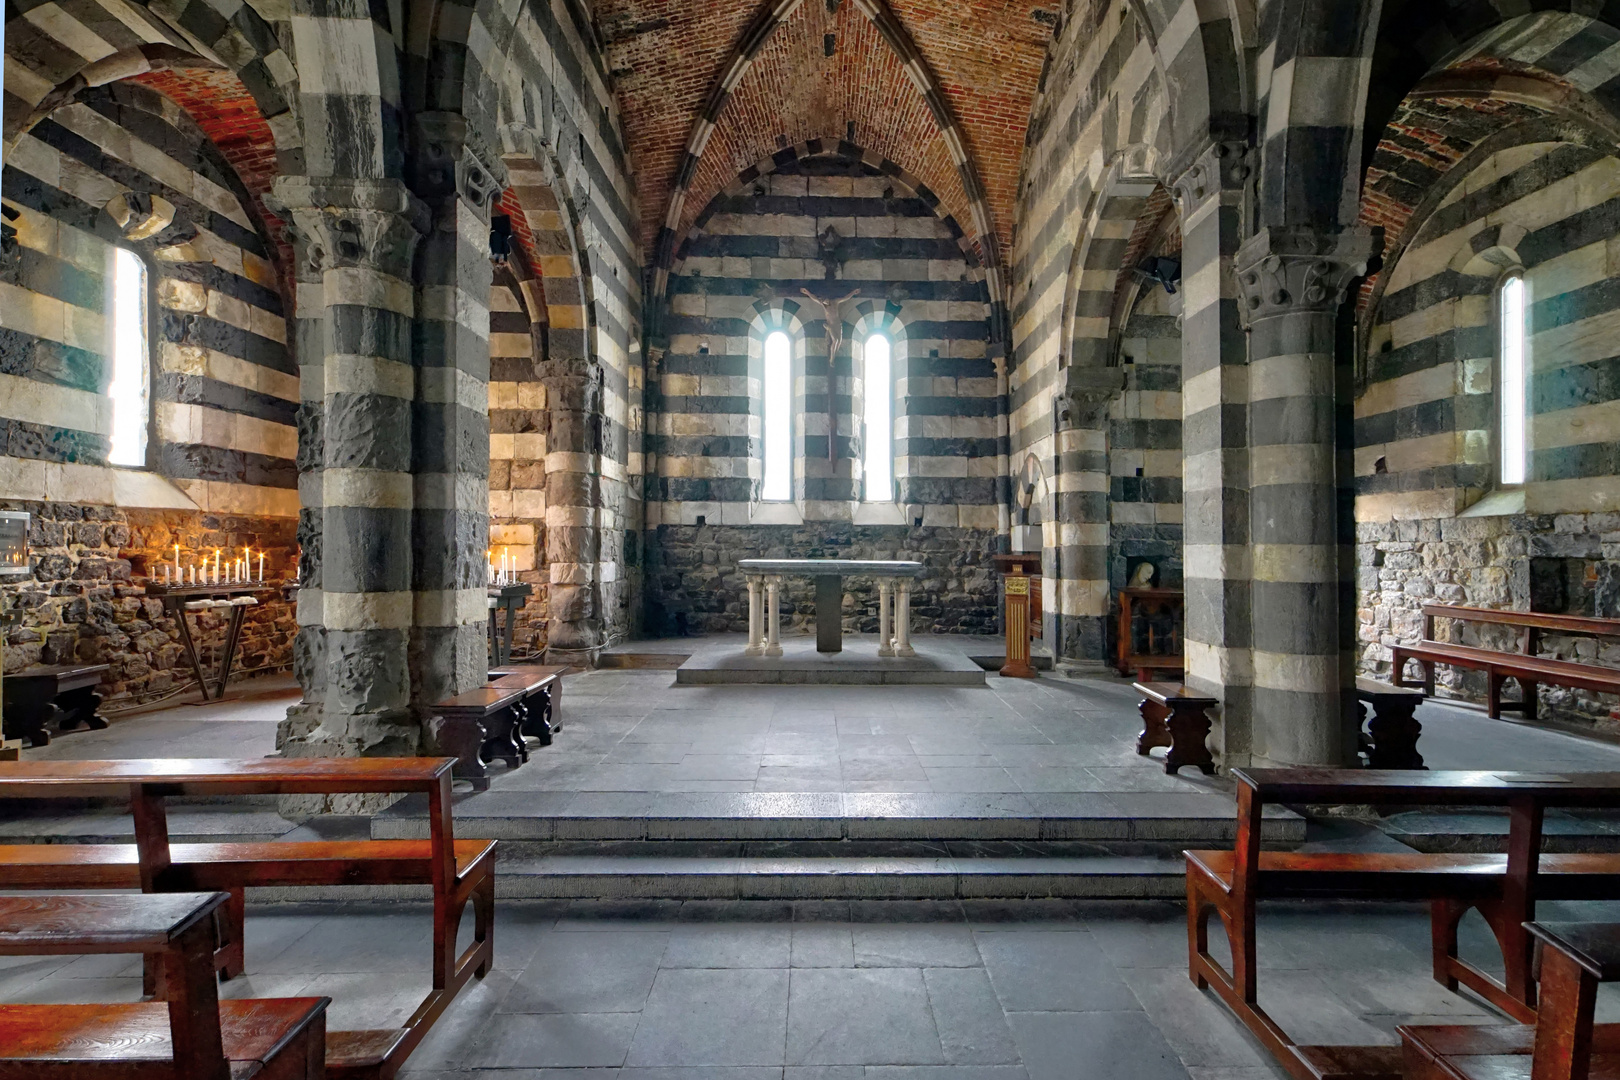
599;0;1053;262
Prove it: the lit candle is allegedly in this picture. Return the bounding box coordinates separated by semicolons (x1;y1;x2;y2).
258;552;265;581
174;543;181;577
487;549;494;586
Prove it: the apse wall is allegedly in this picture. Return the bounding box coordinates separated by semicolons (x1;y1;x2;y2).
644;151;1003;637
1357;136;1620;731
0;80;296;703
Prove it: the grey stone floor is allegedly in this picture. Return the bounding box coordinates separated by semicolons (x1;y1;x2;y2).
10;894;1620;1079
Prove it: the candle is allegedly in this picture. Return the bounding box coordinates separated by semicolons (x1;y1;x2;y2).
258;552;265;581
162;564;170;585
487;550;494;586
174;543;181;577
213;550;220;584
189;564;195;584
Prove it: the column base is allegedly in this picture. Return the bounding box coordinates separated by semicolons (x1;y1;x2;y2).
544;646;600;670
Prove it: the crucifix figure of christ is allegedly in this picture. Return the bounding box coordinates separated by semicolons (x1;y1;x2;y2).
800;287;860;461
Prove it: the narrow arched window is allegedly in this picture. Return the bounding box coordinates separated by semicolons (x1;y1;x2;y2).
863;332;893;502
762;329;793;501
1498;272;1528;486
108;249;150;467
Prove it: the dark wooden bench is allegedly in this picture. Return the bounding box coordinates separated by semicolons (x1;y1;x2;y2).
0;758;496;1080
1355;677;1425;769
1401;921;1620;1080
428;665;566;790
1133;681;1216;775
0;891;328;1079
1391;604;1620;720
3;664;110;747
1185;770;1620;1080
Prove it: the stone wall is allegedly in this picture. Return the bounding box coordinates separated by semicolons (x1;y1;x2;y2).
1357;512;1620;732
644;523;1001;639
1;501;296;709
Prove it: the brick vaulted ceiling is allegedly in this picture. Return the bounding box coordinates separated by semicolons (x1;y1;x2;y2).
598;0;1053;273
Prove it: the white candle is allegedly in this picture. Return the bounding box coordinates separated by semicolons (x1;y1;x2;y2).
162;564;170;585
174;543;181;577
214;550;220;584
258;553;265;581
189;564;195;584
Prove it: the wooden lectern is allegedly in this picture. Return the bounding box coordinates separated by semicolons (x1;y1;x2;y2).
992;554;1039;678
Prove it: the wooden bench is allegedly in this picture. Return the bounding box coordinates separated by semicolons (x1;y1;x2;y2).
3;664;110;747
488;663;565;747
1401;921;1620;1079
1185;770;1620;1080
1133;681;1216;775
0;891;328;1079
1391;604;1620;720
0;757;496;1080
1355;678;1425;769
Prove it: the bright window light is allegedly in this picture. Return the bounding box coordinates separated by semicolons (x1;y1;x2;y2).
863;334;893;502
762;330;792;501
108;248;149;468
1499;274;1527;486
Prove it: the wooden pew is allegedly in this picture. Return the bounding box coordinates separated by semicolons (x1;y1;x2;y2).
0;891;328;1079
429;665;566;789
1392;604;1620;719
1401;921;1620;1079
1133;681;1216;776
1185;770;1620;1080
1355;678;1425;769
2;663;109;747
0;758;497;1080
488;663;565;745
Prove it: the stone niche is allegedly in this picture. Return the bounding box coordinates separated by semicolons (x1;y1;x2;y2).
0;501;297;707
1358;511;1620;733
644;523;1002;639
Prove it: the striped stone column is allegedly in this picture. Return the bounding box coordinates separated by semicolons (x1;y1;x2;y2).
1233;225;1379;767
542;356;603;661
274;176;429;756
410;117;502;706
1174;142;1255;763
1050;370;1122;663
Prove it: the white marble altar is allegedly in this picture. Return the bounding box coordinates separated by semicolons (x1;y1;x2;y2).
738;559;923;656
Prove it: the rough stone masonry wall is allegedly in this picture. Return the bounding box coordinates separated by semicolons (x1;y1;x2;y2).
1358;512;1620;732
644;524;1001;639
1;501;296;709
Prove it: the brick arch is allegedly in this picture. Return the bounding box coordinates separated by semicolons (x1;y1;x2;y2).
648;0;1004;312
1059;160;1168;371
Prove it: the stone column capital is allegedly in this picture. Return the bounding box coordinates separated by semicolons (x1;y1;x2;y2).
269;176;430;279
1055;367;1125;431
411;111;506;220
1170;138;1254;212
1234;226;1382;326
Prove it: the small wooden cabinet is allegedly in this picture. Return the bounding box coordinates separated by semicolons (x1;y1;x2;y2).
1115;588;1184;680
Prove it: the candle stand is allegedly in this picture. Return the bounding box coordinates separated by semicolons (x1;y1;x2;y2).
147;582;269;701
488;582;533;665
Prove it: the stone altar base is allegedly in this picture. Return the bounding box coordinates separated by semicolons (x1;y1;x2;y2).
675;635;986;686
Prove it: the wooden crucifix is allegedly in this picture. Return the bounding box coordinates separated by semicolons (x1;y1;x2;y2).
800;287;859;461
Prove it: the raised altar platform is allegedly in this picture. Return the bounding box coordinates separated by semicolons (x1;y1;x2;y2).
675;635;986;685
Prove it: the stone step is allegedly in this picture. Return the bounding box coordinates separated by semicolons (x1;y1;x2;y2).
373;791;1304;845
1378;809;1620;853
596;652;690;670
246;853;1187;902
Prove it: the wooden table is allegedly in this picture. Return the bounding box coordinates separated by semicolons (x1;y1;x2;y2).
1116;587;1183;679
0;758;491;1079
2;663;109;747
145;583;270;700
1189;769;1620;1080
0;891;329;1079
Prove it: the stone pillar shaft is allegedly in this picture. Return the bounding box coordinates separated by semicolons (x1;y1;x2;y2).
1235;225;1379;767
543;360;603;661
1050;369;1121;663
745;576;764;656
896;581;914;658
877;579;894;657
765;576;783;657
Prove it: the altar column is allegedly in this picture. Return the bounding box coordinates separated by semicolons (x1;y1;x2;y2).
745;576;764;656
765;576;783;656
895;580;914;658
877;579;895;657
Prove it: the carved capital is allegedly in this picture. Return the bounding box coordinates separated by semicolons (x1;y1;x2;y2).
1234;226;1382;326
412;112;506;218
1055;367;1124;430
270;177;430;279
1172;139;1253;210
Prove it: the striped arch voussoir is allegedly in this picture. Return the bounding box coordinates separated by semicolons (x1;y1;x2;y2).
1061;161;1164;370
750;299;810;337
850;305;905;341
503;155;591;361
